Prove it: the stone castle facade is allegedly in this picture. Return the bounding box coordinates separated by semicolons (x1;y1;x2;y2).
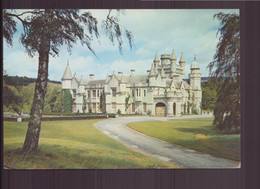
61;51;202;116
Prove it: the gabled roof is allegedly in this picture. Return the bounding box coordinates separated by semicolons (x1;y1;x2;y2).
62;63;72;80
120;75;127;83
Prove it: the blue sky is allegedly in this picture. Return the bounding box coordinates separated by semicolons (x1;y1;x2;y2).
3;9;239;81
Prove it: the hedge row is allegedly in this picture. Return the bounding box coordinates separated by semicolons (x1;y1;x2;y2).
4;115;108;122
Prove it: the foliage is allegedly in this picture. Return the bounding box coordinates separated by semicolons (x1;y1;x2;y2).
44;86;62;113
208;12;240;79
3;74;23;115
209;12;240;134
61;89;74;113
82;94;87;113
117;109;121;115
125;95;130;112
3;80;62;114
3;75;61;86
213;78;240;134
202;78;218;110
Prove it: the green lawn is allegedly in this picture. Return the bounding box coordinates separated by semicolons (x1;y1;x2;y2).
127;118;240;161
4;120;178;169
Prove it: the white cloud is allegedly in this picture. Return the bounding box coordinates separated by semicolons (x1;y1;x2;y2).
3;9;239;81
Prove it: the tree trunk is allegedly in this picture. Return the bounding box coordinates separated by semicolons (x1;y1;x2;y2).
22;39;50;153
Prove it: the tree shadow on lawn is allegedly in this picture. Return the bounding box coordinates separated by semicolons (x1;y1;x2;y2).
176;126;212;135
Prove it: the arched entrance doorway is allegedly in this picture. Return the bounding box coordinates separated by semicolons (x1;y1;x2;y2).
173;103;176;116
155;102;166;117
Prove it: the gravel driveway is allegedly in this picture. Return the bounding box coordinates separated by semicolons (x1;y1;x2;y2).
95;115;240;168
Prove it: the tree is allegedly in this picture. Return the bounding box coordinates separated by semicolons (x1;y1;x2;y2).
125;95;130;113
61;89;74;113
208;12;240;134
3;74;23;115
3;9;133;153
202;78;218;110
82;94;87;113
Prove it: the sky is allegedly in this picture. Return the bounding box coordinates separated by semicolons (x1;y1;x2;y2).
3;9;239;81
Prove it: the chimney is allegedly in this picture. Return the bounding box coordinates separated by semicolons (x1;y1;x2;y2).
89;74;94;80
118;72;123;77
131;69;135;77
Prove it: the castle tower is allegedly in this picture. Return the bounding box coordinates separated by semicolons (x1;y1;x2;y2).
189;56;202;114
62;61;72;89
153;52;160;68
149;63;156;86
170;50;177;77
160;54;170;67
179;52;186;80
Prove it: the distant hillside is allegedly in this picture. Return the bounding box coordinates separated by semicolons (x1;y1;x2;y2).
3;75;61;86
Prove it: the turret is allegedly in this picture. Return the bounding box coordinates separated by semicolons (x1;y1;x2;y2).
149;64;156;86
189;56;201;90
179;52;186;69
179;52;186;80
153;52;160;67
160;54;170;66
79;77;85;94
89;74;94;80
148;64;156;78
189;56;202;114
131;69;135;77
170;50;177;77
62;61;72;89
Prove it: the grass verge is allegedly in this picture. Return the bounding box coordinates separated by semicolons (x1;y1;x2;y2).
4;120;178;169
127;118;240;161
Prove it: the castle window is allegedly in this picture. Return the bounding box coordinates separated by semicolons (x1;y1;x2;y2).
136;89;141;97
88;90;91;98
132;89;135;97
144;90;146;97
97;90;100;97
112;88;116;97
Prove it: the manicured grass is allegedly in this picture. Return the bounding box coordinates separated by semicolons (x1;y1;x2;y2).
127;118;240;161
4;120;178;169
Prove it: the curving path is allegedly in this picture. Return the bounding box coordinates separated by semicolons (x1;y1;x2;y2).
95;115;240;168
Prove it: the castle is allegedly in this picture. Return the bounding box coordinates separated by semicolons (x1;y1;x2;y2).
61;51;202;116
